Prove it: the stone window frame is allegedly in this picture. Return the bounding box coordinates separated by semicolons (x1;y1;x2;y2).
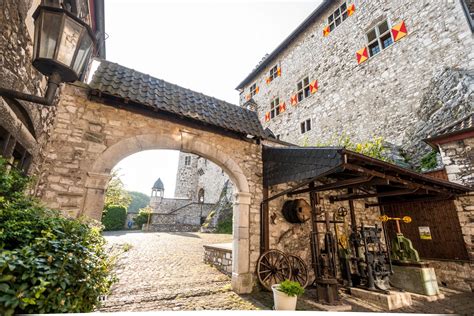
270;97;280;119
366;19;394;57
184;156;191;166
300;119;311;134
269;64;279;82
197;168;205;176
328;1;350;31
0;126;32;173
249;83;258;97
296;76;311;102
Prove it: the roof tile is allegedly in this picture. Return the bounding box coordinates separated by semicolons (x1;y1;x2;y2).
89;60;266;138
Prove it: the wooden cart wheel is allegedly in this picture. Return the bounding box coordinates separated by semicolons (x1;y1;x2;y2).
257;249;292;291
288;255;309;288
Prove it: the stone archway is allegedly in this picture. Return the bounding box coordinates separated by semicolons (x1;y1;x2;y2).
38;84;262;294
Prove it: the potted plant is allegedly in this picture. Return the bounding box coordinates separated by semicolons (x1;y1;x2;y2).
272;280;305;310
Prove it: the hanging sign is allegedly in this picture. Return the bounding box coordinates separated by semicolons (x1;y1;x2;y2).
419;226;432;240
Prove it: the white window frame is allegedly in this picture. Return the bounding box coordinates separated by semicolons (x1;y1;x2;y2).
328;1;349;31
270;97;280;119
296;77;310;102
366;20;394;57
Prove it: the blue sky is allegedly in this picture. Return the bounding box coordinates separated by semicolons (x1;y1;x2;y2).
108;0;321;196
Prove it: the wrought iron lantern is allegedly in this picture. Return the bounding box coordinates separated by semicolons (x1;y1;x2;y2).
0;5;95;105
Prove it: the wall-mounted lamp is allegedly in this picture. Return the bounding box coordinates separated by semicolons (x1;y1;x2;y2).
0;5;95;106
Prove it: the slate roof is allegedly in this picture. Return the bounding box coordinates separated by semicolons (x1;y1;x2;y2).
153;178;164;190
88;60;266;138
425;113;474;146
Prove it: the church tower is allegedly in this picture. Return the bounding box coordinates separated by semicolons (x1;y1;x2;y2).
150;177;164;209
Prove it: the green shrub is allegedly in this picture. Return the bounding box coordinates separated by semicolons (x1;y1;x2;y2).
216;216;232;234
134;207;151;229
0;158;115;314
101;205;127;231
277;280;305;297
419;150;439;171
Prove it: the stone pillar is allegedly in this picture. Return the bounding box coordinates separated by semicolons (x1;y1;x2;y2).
231;191;253;294
82;172;111;220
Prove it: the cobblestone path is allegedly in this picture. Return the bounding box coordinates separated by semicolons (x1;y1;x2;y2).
98;231;260;311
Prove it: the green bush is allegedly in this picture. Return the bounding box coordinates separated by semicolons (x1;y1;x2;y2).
134;207;151;229
277;280;305;297
0;158;115;314
101;205;127;231
419;150;439;171
216;216;233;234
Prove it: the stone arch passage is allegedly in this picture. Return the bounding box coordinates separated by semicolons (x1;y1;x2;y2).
39;84;262;294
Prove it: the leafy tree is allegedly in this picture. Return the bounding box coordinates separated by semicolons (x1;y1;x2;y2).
0;157;115;314
104;170;131;209
101;205;127;231
308;133;391;162
134;206;152;229
127;191;150;213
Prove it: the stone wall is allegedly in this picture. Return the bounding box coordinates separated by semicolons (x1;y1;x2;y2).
0;0;56;174
150;197;215;226
204;244;233;276
174;153;199;200
174;152;232;204
197;156;233;204
38;83;263;293
440;136;474;187
438;136;474;263
240;0;473;163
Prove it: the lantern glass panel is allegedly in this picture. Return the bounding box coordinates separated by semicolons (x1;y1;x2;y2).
38;11;61;59
72;33;93;73
57;18;83;67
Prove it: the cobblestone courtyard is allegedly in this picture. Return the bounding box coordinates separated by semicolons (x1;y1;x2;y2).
99;231;260;311
99;231;474;313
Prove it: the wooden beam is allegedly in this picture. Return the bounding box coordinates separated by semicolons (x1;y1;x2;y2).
330;188;421;202
343;163;452;195
364;195;455;208
287;176;374;196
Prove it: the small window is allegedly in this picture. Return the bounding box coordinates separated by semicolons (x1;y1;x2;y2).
185;156;191;166
366;20;394;57
198;168;205;176
297;77;310;102
270;97;280;119
250;83;258;97
11;142;31;172
300;119;311;134
328;2;349;31
0;126;10;156
269;65;279;82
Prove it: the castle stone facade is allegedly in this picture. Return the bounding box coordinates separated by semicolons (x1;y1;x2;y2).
237;0;473;163
174;152;233;204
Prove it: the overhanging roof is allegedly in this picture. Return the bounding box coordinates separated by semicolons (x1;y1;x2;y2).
236;0;334;90
263;146;470;203
88;60;266;138
425;113;474;148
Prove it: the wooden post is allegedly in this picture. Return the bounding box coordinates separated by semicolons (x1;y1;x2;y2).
261;186;270;254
